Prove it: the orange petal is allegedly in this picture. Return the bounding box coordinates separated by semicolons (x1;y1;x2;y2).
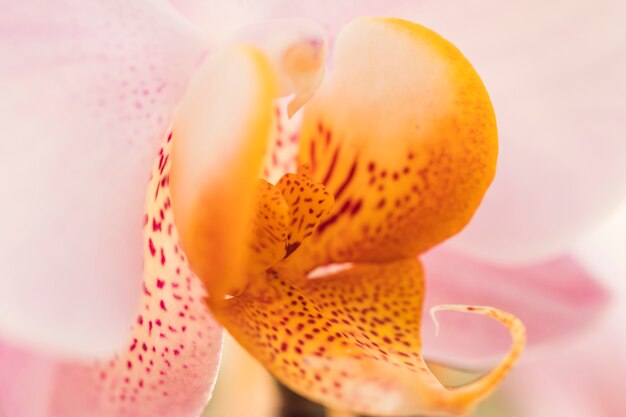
276;173;334;258
211;259;524;416
287;17;497;272
247;172;334;281
248;179;290;276
170;45;278;298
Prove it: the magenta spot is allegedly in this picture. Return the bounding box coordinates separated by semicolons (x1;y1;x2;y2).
142;283;152;297
156;279;165;289
160;300;167;311
148;238;156;256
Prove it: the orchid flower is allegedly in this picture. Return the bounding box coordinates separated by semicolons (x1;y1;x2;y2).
1;1;624;417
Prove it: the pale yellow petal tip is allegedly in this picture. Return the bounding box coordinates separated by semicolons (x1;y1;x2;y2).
430;305;526;410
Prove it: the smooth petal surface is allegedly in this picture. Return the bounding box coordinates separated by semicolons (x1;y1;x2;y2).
498;201;626;417
501;332;626;417
494;284;626;417
0;133;223;417
169;0;413;43
420;248;609;368
397;0;626;264
0;0;205;357
284;17;497;274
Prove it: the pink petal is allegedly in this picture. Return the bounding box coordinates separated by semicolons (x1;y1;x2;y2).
498;200;626;416
420;248;609;368
252;0;414;39
498;304;626;417
0;0;206;357
395;0;626;264
169;0;414;43
0;133;223;417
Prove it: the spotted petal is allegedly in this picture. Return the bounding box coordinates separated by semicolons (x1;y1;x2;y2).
282;17;497;274
212;260;524;417
0;132;222;417
0;0;206;357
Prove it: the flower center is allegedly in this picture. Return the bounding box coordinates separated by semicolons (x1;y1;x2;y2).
241;170;334;295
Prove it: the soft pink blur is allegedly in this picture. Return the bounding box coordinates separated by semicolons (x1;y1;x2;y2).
1;1;625;417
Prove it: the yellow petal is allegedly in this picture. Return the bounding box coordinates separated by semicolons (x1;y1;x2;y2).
248;172;334;281
211;259;524;416
170;45;278;298
248;179;290;276
276;173;334;258
287;17;497;273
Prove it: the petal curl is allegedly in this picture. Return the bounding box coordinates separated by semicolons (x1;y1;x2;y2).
400;0;626;264
0;133;223;417
212;260;523;417
283;17;497;273
420;248;609;367
0;0;205;356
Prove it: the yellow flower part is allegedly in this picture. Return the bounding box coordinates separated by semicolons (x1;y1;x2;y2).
213;260;524;416
170;17;524;417
283;17;498;276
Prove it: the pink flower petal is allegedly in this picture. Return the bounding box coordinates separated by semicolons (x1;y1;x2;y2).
0;0;206;357
0;133;223;417
502;200;626;417
169;0;414;43
498;304;626;417
420;248;609;368
396;0;626;264
252;0;414;39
